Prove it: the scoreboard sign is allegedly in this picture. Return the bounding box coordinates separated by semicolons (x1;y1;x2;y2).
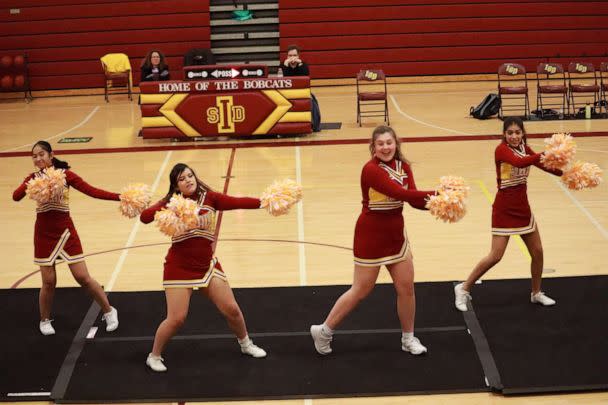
139;76;312;139
183;64;268;80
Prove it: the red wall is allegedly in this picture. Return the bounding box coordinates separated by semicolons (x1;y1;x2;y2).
279;0;608;79
2;1;607;88
0;0;210;90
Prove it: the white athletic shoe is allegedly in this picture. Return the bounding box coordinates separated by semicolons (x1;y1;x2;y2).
102;306;119;332
531;291;556;306
401;336;428;355
310;324;333;355
240;340;267;358
454;283;471;312
146;353;167;372
39;319;55;336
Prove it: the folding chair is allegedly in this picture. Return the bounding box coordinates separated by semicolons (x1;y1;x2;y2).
567;62;599;117
497;63;530;119
535;62;568;119
100;53;132;102
356;69;389;126
600;62;608;115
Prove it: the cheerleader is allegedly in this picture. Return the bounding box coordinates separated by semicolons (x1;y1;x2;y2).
12;141;119;335
310;126;435;356
141;163;266;372
454;117;562;311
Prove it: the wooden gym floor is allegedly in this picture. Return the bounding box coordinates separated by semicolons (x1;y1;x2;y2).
0;80;607;404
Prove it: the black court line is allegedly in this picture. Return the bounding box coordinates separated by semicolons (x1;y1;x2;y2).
456;282;503;392
93;326;466;343
50;302;101;401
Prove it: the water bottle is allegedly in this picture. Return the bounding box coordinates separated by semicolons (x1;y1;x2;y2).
277;67;283;78
585;103;591;119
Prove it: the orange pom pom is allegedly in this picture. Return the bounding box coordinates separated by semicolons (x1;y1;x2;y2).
561;161;603;190
426;176;469;223
541;133;576;170
260;179;303;216
119;183;152;218
154;194;200;237
25;167;66;204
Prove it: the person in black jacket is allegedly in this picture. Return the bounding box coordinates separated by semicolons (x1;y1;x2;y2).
282;45;309;77
140;50;170;82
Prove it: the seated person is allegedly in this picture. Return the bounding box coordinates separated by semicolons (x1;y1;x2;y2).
140;50;170;82
282;45;309;77
281;45;320;131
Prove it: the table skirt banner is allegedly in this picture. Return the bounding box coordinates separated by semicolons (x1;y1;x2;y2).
140;77;312;139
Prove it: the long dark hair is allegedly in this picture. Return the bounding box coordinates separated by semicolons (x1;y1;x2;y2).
141;50;168;71
369;125;410;165
502;116;527;145
32;140;70;169
163;163;214;202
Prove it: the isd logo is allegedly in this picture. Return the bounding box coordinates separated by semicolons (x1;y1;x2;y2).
206;96;245;133
543;64;557;74
364;70;378;80
506;65;519;75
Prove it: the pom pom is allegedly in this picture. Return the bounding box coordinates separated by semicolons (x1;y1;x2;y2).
426;176;469;223
154;194;200;237
260;179;303;216
540;133;576;170
25;167;66;204
119;183;152;218
561;161;603;190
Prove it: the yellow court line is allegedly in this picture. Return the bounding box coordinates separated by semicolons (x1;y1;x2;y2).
475;179;532;261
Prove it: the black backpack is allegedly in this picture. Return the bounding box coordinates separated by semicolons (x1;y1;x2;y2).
470;93;501;119
311;93;321;132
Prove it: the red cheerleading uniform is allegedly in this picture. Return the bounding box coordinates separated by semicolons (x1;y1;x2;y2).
353;157;434;267
140;188;260;289
492;141;562;235
13;169;120;266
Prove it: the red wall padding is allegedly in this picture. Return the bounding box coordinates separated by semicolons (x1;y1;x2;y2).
0;0;210;90
279;1;608;79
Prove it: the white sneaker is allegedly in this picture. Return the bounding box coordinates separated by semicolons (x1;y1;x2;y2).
531;292;556;306
401;336;428;355
102;306;119;332
240;340;267;358
39;319;55;336
310;324;332;355
454;283;471;312
146;353;167;372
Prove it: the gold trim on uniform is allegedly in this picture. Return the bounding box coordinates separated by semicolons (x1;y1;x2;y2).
368;161;409;211
354;239;411;267
163;258;226;289
492;215;536;236
34;229;84;266
170;193;217;243
499;144;530;189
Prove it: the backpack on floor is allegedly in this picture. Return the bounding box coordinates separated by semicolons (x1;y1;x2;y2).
470;93;501;120
311;93;321;132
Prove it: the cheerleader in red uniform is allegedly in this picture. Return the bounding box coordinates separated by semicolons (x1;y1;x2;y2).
454;117;562;311
12;141;119;335
141;163;266;372
310;126;435;356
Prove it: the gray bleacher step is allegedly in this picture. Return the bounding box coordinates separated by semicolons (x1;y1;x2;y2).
210;17;279;26
210;4;278;12
212;46;280;54
211;32;279;40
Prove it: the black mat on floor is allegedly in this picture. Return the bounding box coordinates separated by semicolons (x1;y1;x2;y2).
0;288;92;401
94;282;467;337
59;282;488;402
320;122;342;130
471;276;608;394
